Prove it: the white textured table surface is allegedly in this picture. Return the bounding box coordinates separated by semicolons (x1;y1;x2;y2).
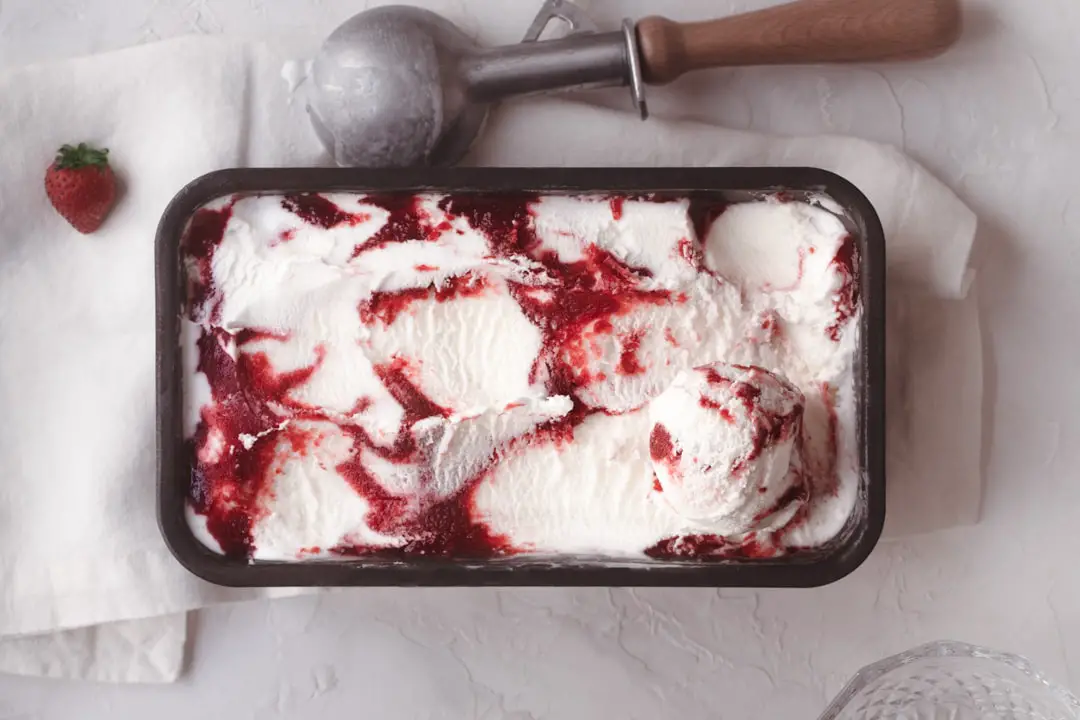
2;0;1077;717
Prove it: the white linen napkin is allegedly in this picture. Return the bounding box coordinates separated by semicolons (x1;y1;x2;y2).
0;35;979;683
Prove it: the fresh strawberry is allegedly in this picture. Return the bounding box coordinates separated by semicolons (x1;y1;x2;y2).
44;143;118;234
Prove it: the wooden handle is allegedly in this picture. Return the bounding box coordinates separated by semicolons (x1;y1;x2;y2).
637;0;961;85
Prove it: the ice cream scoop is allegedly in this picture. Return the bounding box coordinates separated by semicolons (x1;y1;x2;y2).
648;363;806;535
307;0;962;167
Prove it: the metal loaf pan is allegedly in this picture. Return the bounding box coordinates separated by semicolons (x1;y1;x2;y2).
156;167;885;588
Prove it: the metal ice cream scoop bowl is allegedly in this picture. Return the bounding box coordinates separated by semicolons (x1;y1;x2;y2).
308;0;962;168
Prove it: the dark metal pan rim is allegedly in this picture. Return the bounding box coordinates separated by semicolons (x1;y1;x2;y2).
156;166;885;588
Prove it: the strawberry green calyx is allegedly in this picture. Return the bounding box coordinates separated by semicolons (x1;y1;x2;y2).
54;142;110;170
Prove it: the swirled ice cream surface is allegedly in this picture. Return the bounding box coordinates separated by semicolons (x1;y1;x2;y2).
181;191;861;562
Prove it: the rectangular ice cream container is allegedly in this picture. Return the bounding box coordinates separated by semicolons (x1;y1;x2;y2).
156;167;885;588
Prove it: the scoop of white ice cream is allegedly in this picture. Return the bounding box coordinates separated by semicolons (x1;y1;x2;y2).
648;363;806;535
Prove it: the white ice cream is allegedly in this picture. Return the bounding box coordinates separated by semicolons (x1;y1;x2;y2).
648;363;805;535
181;192;862;561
